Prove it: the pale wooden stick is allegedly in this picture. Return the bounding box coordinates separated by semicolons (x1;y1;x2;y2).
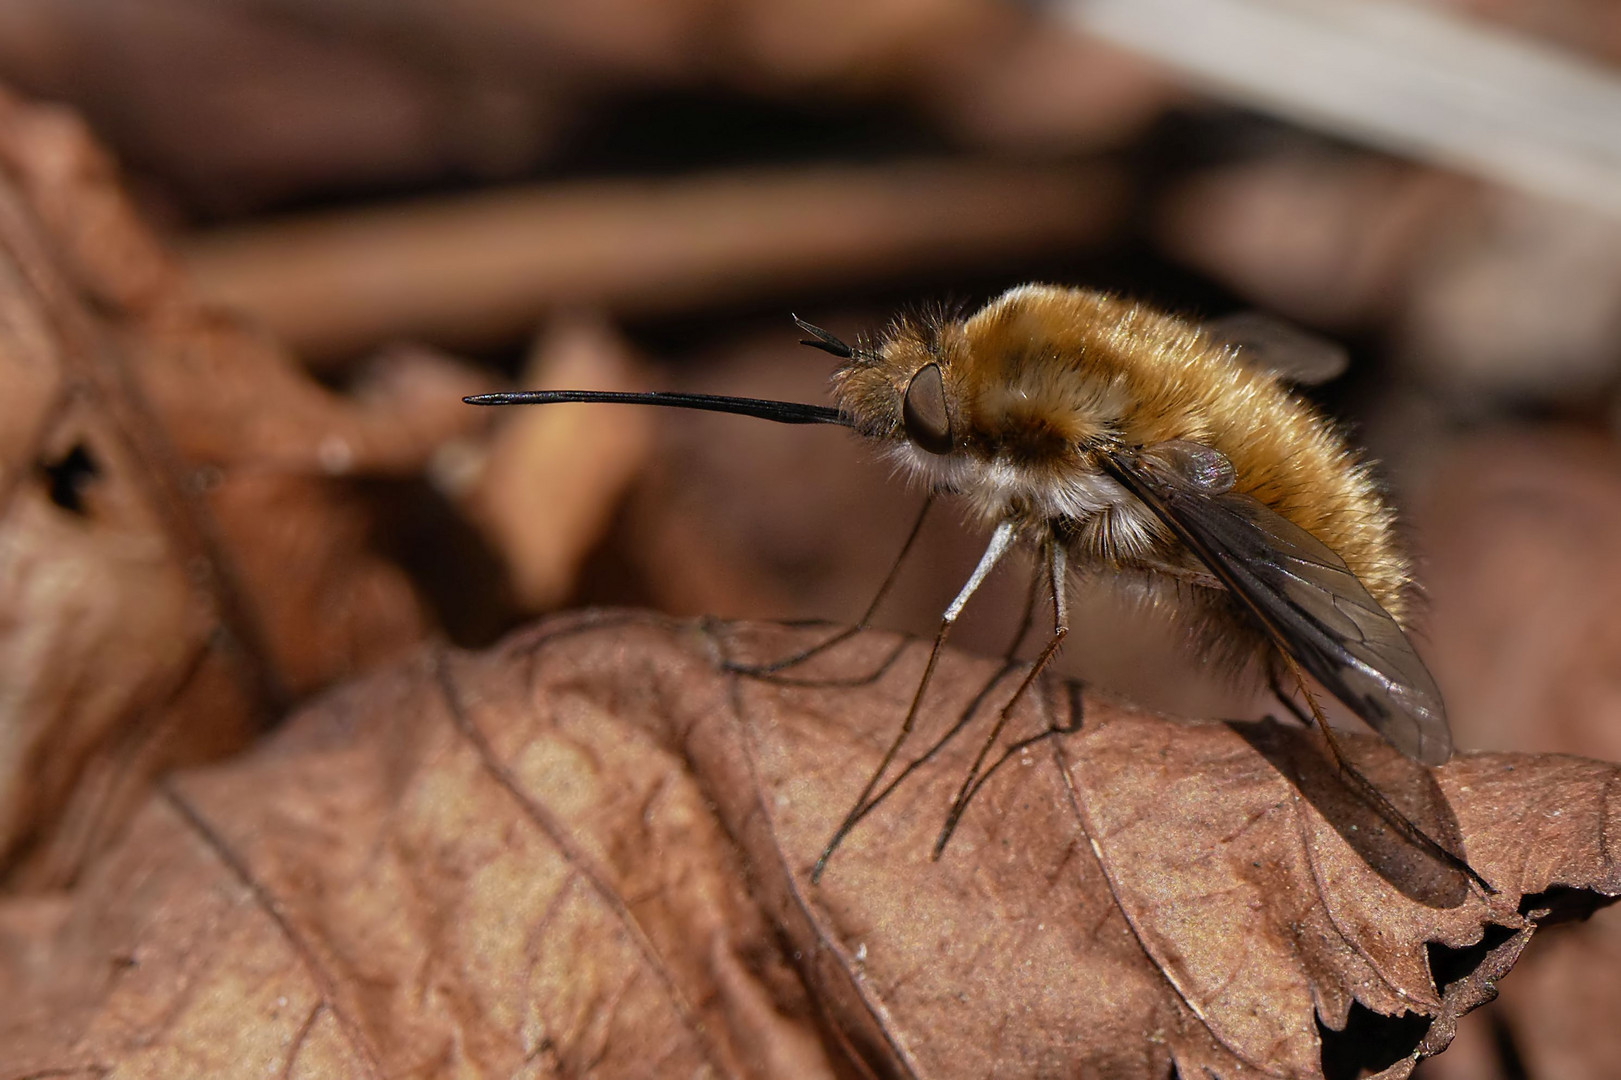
179;160;1122;361
1067;0;1621;218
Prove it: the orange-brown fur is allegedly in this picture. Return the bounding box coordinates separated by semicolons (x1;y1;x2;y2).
832;285;1411;630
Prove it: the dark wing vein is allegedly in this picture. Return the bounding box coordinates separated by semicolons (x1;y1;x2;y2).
1103;451;1452;765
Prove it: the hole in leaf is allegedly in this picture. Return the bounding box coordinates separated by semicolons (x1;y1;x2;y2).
1428;924;1522;989
1318;1002;1430;1080
38;443;100;515
1318;925;1526;1078
1520;884;1617;926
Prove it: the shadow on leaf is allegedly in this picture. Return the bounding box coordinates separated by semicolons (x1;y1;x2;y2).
1230;718;1472;908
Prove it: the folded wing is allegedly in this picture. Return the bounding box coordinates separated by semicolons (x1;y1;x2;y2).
1104;446;1452;766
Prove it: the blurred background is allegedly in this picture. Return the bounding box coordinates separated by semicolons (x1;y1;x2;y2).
2;0;1621;1075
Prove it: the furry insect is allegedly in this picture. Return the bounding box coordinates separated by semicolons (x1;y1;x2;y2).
467;284;1491;893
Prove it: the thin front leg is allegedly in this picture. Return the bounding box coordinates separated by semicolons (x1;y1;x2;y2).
728;494;934;683
934;540;1071;858
812;519;1018;882
1266;666;1314;729
839;543;1048;832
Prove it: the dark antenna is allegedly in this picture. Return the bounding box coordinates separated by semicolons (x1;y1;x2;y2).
793;315;858;359
463;389;850;427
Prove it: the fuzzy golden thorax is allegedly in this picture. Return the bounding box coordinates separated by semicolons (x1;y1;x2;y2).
830;284;1411;620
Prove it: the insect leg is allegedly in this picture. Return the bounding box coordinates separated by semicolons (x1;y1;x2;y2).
1266;664;1315;730
933;540;1071;859
1277;653;1496;896
811;519;1017;882
829;543;1047;839
727;494;934;685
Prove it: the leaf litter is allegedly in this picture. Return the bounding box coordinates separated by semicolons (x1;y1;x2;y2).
1411;432;1621;1079
0;85;491;890
0;613;1615;1079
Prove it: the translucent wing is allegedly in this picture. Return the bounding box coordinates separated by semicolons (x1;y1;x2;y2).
1203;311;1349;385
1104;444;1452;765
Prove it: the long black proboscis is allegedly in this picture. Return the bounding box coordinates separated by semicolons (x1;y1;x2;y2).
463;390;852;427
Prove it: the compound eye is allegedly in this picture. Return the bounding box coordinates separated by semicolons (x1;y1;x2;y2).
902;363;953;455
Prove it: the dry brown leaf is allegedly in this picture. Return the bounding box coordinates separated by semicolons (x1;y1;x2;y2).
1;615;1613;1078
0;86;491;889
456;314;656;611
1412;430;1621;1079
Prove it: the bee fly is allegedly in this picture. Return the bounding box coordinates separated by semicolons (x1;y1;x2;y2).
467;284;1492;893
